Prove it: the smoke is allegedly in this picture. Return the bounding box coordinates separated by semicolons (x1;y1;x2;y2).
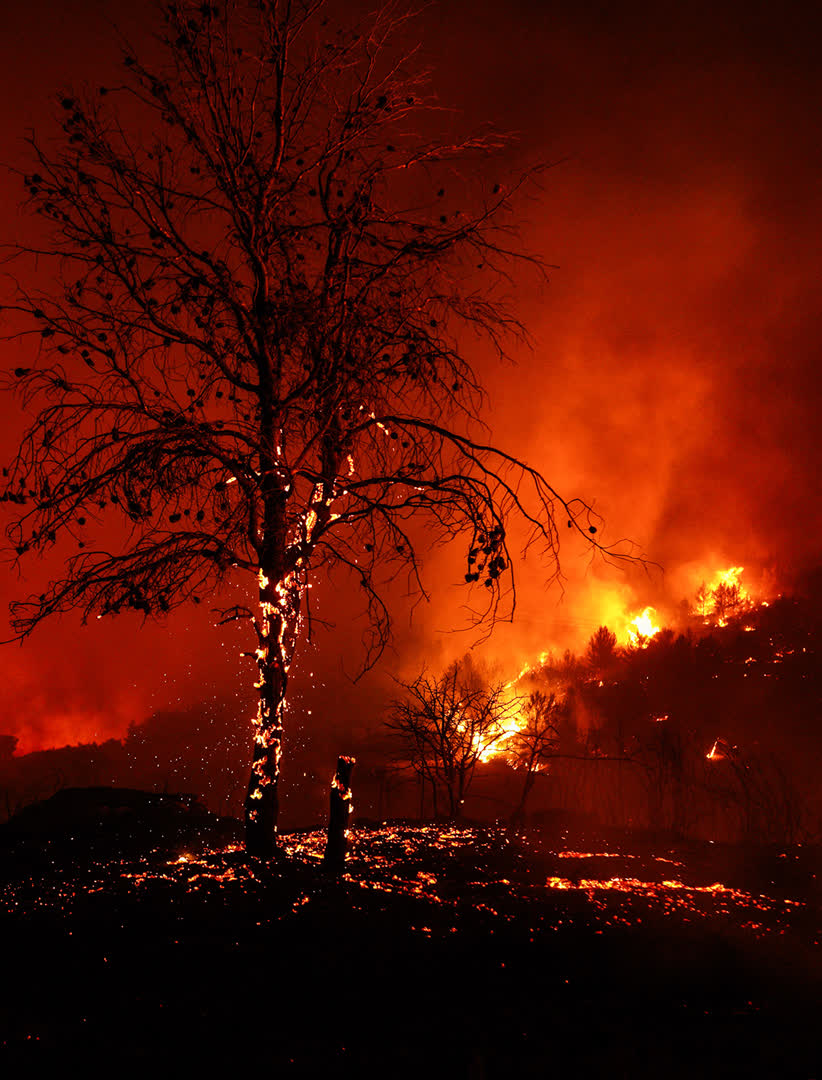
2;0;821;755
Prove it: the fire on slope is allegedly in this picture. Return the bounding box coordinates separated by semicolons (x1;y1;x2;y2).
625;606;661;647
477;565;769;769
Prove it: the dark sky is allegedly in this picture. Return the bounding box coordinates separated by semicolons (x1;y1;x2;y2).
1;0;820;755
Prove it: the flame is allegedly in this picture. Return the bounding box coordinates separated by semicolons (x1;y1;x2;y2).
709;565;748;599
707;738;725;761
626;606;660;647
470;561;770;769
687;564;758;624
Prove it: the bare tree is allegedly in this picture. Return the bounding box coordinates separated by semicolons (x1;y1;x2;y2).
386;656;517;818
1;0;632;856
505;689;563;824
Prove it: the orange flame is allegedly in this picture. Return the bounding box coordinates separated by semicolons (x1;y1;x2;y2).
626;606;660;647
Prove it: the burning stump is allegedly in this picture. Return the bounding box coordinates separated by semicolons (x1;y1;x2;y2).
322;755;356;875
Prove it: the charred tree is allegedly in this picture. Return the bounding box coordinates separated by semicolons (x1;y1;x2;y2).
322;754;355;874
1;0;637;856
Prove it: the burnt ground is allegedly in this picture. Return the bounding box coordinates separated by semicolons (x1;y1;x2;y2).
1;796;820;1078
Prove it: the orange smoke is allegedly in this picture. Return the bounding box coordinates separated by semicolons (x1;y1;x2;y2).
10;711;132;756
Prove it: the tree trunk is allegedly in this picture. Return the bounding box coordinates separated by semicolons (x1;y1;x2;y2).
323;755;356;874
244;570;300;858
512;769;536;826
244;716;282;858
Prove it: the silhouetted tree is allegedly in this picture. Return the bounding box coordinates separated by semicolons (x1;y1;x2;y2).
1;0;630;855
322;754;355;873
386;656;517;818
584;625;618;673
505;689;563;823
711;581;742;623
694;581;708;618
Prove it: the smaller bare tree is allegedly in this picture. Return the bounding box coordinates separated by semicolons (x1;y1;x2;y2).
505;690;563;824
386;656;517;819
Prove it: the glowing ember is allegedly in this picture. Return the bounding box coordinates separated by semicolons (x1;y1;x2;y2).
1;826;809;948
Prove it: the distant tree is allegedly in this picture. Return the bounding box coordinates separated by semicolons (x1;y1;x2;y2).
694;582;709;618
719;743;804;844
584;625;618;673
711;581;742;623
556;647;586;685
1;0;632;855
386;656;517;818
505;690;563;824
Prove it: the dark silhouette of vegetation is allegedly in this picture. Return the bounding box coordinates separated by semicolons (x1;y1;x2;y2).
584;624;618;673
322;754;355;873
505;690;563;824
1;578;819;842
387;656;517;818
496;577;820;843
0;0;630;856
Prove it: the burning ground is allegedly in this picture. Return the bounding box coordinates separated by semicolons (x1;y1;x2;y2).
2;813;820;1075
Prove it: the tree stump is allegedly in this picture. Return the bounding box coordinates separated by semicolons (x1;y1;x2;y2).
322;755;356;875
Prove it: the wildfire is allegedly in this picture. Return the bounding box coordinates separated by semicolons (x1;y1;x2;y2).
626;606;660;647
692;565;758;625
465;562;773;770
710;565;749;601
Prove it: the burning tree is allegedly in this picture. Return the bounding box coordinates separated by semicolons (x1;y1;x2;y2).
387;657;517;819
711;580;742;623
1;0;626;856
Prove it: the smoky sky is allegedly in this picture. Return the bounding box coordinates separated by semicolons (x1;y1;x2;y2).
1;0;820;754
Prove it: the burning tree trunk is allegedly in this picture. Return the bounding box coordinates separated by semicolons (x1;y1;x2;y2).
323;756;356;875
244;569;301;858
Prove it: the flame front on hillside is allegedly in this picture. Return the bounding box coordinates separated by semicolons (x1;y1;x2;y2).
475;565;765;771
626;606;661;647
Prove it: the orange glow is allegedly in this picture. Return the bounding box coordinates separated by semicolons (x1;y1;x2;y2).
626;606;660;647
707;739;725;761
9;710;133;756
709;565;749;600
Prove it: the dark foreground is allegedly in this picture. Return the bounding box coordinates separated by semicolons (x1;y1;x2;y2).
1;808;820;1077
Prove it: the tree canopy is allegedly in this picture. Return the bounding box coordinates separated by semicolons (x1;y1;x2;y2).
1;0;634;854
